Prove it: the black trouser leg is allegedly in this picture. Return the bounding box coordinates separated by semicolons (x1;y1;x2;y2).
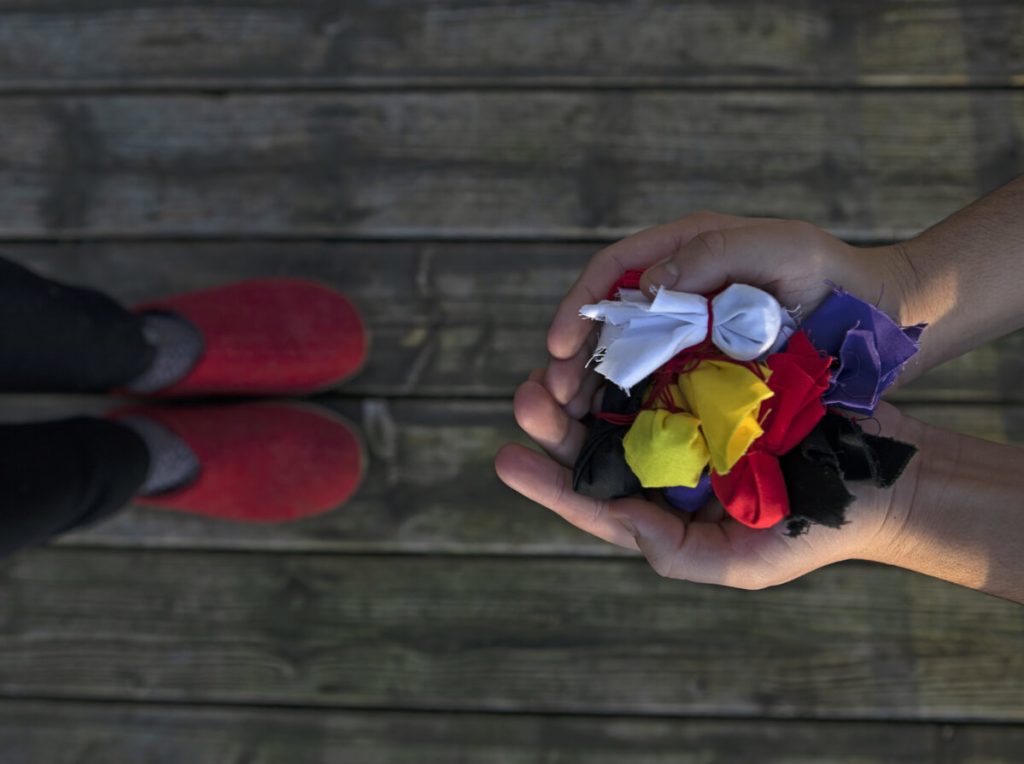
0;255;154;553
0;257;153;392
0;418;149;556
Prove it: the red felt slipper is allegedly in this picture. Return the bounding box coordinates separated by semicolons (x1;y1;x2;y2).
120;402;364;522
133;278;367;396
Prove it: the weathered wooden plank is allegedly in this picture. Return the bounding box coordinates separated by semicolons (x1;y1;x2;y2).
1;243;1021;403
8;397;1011;553
0;550;1022;720
0;91;1021;240
85;398;586;554
0;1;1022;89
4;700;1024;764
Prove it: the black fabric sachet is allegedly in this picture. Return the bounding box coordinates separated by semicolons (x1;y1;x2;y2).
572;382;647;500
781;411;917;536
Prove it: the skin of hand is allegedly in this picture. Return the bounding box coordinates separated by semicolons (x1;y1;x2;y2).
494;212;916;590
536;212;914;422
863;413;1024;604
895;175;1024;379
495;369;915;590
496;192;1024;597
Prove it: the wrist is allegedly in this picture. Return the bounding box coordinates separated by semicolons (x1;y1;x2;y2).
859;425;935;572
860;415;1024;601
875;240;929;327
851;409;931;568
835;241;921;328
865;238;955;384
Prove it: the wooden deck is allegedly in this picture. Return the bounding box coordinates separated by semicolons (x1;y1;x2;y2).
1;2;1023;760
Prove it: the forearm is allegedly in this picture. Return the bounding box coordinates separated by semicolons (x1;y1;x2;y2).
867;415;1024;603
890;175;1024;381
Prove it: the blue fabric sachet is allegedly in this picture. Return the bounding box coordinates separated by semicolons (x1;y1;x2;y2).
799;287;925;415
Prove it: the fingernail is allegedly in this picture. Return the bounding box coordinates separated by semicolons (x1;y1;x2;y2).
646;259;679;288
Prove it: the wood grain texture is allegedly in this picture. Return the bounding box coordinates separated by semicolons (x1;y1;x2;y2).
1;0;1019;748
3;397;1004;553
0;1;1021;89
1;549;1023;720
1;91;1021;240
3;700;1024;764
1;243;1021;403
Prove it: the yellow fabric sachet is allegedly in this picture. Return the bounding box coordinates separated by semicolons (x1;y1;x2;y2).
623;361;773;488
678;360;773;475
623;401;707;488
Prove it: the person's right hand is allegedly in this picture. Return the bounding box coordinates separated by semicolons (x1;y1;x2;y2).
544;212;913;418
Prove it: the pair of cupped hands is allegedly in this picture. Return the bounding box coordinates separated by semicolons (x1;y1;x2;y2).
495;212;925;590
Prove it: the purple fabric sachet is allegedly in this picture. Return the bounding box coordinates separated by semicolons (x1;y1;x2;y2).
799;287;926;415
665;473;713;513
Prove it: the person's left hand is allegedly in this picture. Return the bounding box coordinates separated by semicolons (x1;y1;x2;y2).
494;373;918;589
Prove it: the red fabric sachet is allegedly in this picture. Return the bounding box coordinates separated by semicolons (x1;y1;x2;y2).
711;331;832;528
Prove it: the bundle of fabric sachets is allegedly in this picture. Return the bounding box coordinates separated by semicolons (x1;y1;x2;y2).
573;271;925;535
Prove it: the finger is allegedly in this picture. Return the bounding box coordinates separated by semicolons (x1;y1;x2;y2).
544;334;596;406
564;369;603;420
494;443;639;548
639;220;827;304
547;212;752;361
589;380;606;416
513;379;588;468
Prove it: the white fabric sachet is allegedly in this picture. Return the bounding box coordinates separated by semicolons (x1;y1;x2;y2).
580;283;786;392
